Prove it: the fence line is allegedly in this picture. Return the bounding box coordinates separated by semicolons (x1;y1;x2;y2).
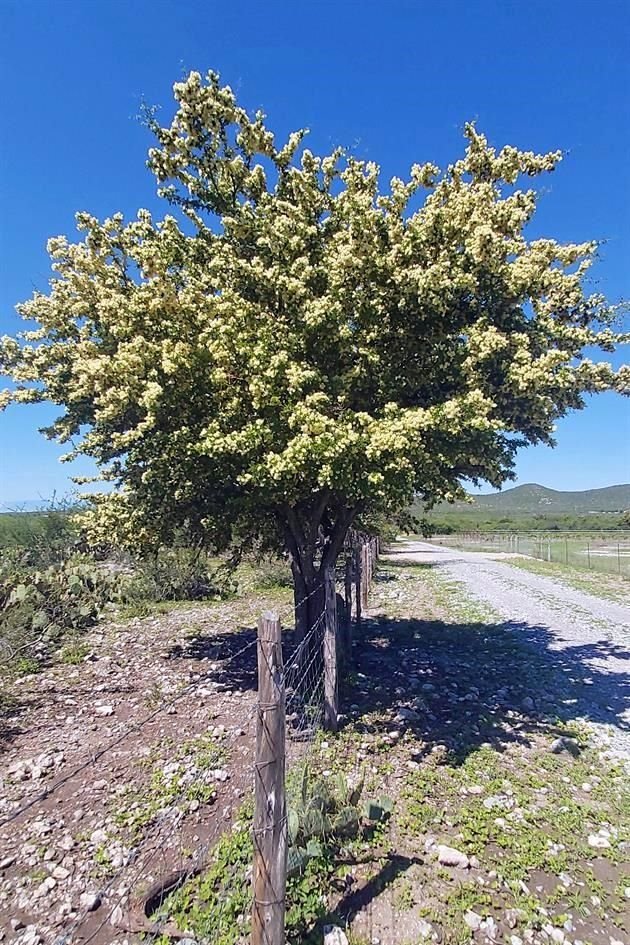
430;531;630;579
251;532;380;945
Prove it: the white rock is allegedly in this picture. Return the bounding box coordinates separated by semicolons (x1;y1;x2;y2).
18;928;41;945
52;866;70;880
95;705;114;716
7;762;29;781
550;737;579;756
417;919;433;938
437;844;470;868
464;910;483;930
510;937;523;945
483;795;504;810
90;829;107;845
505;908;522;928
33;880;52;899
396;707;420;722
550;929;564;943
79;892;101;912
587;834;610;849
212;769;229;782
323;926;349;945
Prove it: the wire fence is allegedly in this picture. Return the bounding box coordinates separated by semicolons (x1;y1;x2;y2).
251;532;379;945
1;533;380;945
429;531;630;579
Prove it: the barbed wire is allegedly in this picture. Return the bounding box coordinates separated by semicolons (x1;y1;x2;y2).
277;580;327;623
0;630;260;829
54;712;256;944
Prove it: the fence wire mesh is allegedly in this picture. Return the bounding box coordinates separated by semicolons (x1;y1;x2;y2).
430;531;630;578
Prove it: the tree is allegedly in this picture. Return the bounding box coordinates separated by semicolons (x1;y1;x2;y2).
1;71;627;634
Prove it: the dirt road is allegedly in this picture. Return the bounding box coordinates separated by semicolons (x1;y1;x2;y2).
384;540;630;759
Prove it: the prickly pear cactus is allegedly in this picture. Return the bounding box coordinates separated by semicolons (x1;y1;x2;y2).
286;763;393;876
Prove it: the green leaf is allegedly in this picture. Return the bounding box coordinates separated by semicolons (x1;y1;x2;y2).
287;807;300;843
347;771;365;807
305;838;323;858
9;584;28;604
287;846;308;878
31;610;49;630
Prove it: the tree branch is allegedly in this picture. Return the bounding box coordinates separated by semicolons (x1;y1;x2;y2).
320;505;357;571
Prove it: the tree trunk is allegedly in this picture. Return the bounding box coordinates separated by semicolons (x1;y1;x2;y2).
290;558;325;644
284;500;356;644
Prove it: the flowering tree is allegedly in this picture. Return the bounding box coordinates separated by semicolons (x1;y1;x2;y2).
1;71;627;631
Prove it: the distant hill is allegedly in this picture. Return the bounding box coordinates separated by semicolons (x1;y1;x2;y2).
465;483;630;514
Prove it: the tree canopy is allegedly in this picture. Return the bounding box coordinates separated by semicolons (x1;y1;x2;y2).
1;70;627;609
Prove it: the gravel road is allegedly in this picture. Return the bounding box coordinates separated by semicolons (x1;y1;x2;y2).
385;540;630;759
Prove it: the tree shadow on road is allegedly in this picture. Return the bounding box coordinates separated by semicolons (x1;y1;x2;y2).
342;607;629;764
163;561;629;765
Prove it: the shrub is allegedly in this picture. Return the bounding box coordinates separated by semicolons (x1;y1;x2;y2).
120;549;236;604
0;504;80;561
0;553;117;674
253;556;293;590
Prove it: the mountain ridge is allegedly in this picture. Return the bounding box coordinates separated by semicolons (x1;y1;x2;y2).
466;483;630;513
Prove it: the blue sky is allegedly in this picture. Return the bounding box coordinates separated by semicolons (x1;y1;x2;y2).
0;0;628;504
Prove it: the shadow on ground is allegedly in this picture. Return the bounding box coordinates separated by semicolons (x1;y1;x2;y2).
0;692;31;750
343;609;629;764
166;564;629;767
154;564;629;942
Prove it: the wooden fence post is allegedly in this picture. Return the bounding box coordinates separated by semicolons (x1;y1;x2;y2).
323;566;338;732
354;547;362;627
335;591;346;670
361;543;369;610
344;557;353;659
253;612;287;945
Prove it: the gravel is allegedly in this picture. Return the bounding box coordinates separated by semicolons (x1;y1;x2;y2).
387;541;630;759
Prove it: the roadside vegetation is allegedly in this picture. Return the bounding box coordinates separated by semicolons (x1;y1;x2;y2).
0;509;290;685
419;508;630;535
502;555;630;604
